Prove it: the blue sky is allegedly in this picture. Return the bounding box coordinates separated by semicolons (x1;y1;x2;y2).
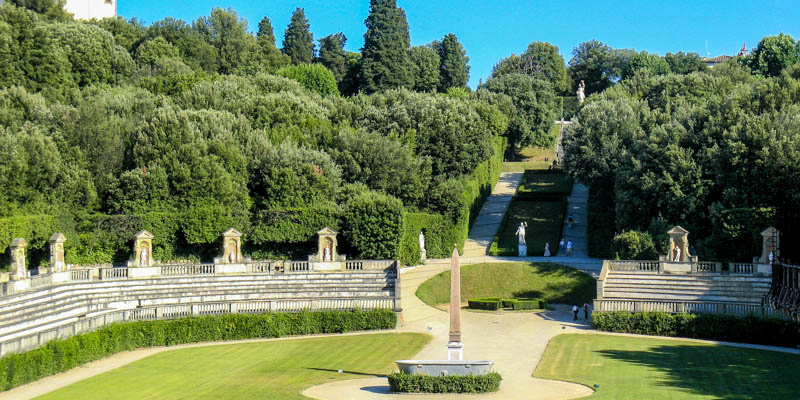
119;0;800;88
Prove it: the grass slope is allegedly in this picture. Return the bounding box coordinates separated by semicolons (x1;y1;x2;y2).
535;334;800;399
38;333;430;400
415;262;595;307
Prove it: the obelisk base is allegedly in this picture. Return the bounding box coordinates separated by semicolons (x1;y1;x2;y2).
447;342;463;361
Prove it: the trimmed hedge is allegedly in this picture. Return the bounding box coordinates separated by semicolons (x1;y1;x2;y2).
592;311;800;348
468;297;547;311
0;309;396;391
388;372;502;393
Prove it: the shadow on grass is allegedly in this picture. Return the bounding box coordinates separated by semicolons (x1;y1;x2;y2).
305;368;384;377
596;344;800;399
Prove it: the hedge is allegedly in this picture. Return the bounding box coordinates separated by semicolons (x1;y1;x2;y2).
0;309;396;391
468;298;547;311
592;311;800;348
398;212;456;265
560;96;579;120
388;372;502;393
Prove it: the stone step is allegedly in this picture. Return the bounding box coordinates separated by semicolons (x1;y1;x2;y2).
602;292;763;304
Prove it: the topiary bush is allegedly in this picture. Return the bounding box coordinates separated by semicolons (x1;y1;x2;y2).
468;298;503;310
468;297;547;311
388;372;502;393
592;311;800;347
0;309;395;391
342;191;404;260
277;63;339;96
510;298;547;310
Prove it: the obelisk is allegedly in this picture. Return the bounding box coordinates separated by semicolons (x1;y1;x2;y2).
447;245;463;360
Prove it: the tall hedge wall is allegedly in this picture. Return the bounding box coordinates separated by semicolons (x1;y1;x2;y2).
0;309;396;391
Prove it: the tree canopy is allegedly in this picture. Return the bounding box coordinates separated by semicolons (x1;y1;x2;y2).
282;8;314;65
358;0;413;93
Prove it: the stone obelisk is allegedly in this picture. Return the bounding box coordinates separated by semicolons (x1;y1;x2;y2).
447;245;463;360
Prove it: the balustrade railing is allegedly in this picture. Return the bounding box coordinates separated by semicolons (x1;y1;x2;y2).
29;275;52;288
593;299;790;320
161;264;215;276
101;268;128;280
69;269;91;281
607;260;660;272
730;263;755;274
288;262;309;272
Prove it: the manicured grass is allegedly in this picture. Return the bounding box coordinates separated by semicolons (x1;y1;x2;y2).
503;161;551;172
519;170;573;195
535;334;800;399
37;333;430;400
491;198;565;256
415;262;596;308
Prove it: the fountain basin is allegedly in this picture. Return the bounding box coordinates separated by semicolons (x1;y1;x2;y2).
395;360;494;376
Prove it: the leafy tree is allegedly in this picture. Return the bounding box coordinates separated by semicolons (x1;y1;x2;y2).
436;33;470;91
318;33;348;83
44;22;133;86
8;0;70;21
277;64;339;96
89;17;145;52
568;40;620;95
748;33;799;77
143;17;218;72
359;0;413;93
612;231;657;260
409;45;440;92
342;190;404;259
256;16;276;48
493;42;567;93
135;36;180;66
483;73;558;149
282;7;314;65
194;8;251;74
621;51;671;79
664;51;706;74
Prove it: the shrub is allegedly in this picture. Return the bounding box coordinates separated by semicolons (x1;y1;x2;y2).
0;309;396;391
398;212;457;265
592;311;800;348
388;372;502;393
277;64;339;96
510;298;547;310
611;231;658;260
468;298;502;310
342;191;404;259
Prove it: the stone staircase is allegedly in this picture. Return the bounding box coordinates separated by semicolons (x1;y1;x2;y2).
0;271;397;351
601;270;771;304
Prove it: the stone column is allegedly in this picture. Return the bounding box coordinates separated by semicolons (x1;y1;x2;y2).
448;245;463;361
9;238;28;280
49;233;67;272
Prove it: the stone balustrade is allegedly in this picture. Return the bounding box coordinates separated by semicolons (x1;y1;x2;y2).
1;259;399;297
593;299;790;320
0;297;397;357
604;259;764;275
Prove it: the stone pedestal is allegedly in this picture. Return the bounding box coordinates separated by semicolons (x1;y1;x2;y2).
127;267;161;279
215;263;246;274
312;262;343;271
447;342;464;361
518;244;527;257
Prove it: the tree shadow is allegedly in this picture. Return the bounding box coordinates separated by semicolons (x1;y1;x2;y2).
596;344;800;399
304;367;383;377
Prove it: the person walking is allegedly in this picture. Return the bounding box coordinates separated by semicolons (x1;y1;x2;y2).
572;304;579;320
583;302;590;320
568;214;575;229
559;238;565;254
566;240;573;256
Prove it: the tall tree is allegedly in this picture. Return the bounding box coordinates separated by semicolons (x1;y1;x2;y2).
318;33;348;83
256;16;276;48
748;33;799;77
493;42;567;93
409;45;440;92
567;40;620;95
193;8;250;74
436;33;469;91
359;0;413;93
282;8;314;65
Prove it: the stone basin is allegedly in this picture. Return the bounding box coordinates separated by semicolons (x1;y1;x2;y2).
395;360;494;376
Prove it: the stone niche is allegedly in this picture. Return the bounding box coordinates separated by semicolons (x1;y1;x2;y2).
131;230;155;267
309;227;345;270
757;227;780;264
219;228;242;264
665;226;691;262
49;233;67;273
9;238;28;280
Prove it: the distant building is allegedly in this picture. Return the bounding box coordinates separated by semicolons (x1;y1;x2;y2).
702;43;747;68
64;0;116;20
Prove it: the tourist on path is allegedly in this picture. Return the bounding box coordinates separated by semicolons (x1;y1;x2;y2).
559;238;565;254
566;240;573;256
583;302;590;320
568;214;575;229
572;305;579;320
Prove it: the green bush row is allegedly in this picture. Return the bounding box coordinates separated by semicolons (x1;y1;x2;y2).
0;309;396;391
388;372;502;393
592;311;800;347
560;96;580;120
468;297;547;311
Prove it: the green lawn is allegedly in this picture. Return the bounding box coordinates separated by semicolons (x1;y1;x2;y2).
518;170;573;195
37;333;430;400
491;198;565;256
415;262;595;308
535;334;800;399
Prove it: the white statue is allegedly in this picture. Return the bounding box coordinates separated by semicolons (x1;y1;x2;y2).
544;242;551;257
419;231;427;259
769;251;774;264
673;246;681;262
515;222;527;245
323;246;331;262
140;247;149;267
577;80;586;103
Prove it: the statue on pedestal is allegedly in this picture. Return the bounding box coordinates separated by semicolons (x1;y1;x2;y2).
515;222;527;245
419;230;427;261
577;80;586;103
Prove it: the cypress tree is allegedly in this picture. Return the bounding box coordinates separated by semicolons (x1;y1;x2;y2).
318;33;348;83
257;16;277;49
437;33;470;91
282;8;314;65
358;0;413;93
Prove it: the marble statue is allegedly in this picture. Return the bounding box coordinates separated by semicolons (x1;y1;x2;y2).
544;242;551;257
769;251;774;264
577;80;586;103
515;222;527;245
673;246;681;262
323;246;331;262
419;231;427;260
